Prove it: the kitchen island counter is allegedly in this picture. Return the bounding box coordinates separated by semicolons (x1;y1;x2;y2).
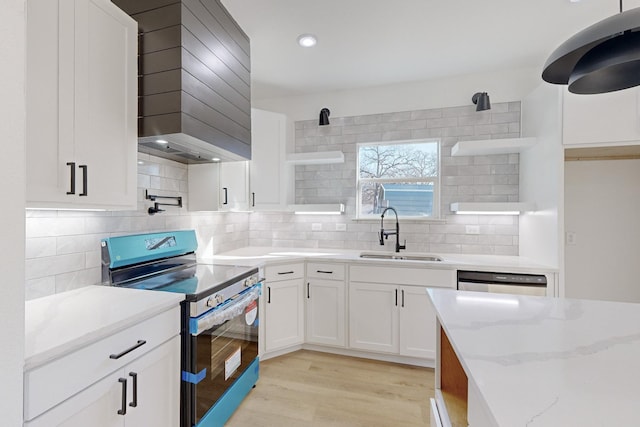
427;288;640;426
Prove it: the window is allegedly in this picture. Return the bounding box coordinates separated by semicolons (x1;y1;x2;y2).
357;139;440;218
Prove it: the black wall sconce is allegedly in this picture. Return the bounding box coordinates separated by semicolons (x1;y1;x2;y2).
319;108;330;126
472;92;491;111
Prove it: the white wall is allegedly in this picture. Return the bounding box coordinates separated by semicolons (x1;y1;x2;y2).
0;0;25;424
254;67;541;122
565;159;640;302
520;84;564;275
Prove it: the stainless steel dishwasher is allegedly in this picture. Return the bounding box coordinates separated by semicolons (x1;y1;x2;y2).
457;270;547;296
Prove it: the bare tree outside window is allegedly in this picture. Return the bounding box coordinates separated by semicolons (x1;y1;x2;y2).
357;140;439;218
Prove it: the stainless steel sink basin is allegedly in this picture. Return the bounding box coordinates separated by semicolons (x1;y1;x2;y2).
359;252;443;262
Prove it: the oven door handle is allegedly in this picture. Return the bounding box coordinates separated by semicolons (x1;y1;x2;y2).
189;284;261;336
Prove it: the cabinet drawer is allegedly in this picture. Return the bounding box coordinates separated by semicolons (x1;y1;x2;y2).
306;262;345;280
24;306;180;421
350;265;455;288
265;262;304;282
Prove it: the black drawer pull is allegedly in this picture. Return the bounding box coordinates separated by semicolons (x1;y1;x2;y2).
129;372;138;408
79;164;88;196
316;270;333;274
117;378;127;415
277;271;294;275
109;340;146;360
66;162;75;195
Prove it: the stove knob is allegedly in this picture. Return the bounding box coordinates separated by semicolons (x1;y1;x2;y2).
206;294;224;307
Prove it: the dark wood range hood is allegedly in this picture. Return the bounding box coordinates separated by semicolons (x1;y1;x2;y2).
112;0;251;163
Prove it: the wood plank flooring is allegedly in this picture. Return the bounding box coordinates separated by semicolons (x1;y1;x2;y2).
226;350;435;426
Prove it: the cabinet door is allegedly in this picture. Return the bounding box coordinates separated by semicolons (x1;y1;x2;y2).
24;371;124;427
264;278;304;352
349;282;398;353
399;286;436;359
306;279;346;347
73;0;137;209
188;163;220;211
220;161;249;211
563;88;640;146
249;109;287;210
124;337;180;427
26;0;76;206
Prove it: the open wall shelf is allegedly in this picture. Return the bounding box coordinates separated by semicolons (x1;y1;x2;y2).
451;137;537;156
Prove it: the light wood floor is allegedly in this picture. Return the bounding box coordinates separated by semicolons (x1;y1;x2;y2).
226;350;435;426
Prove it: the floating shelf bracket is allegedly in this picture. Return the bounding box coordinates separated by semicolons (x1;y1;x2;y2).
145;190;183;215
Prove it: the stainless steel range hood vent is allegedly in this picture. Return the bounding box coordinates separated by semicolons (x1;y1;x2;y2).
112;0;251;164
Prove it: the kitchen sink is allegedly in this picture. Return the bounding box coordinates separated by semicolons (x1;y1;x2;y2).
359;252;443;262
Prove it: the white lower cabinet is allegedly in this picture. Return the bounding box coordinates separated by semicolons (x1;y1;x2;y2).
305;263;346;348
263;263;305;353
24;307;180;427
349;265;455;358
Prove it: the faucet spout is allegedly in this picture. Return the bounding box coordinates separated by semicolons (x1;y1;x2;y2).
379;207;406;253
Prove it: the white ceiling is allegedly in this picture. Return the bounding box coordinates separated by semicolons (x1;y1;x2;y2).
221;0;621;101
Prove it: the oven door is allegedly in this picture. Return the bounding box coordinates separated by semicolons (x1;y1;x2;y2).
183;285;260;426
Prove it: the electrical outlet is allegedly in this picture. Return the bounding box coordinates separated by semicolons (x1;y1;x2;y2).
566;232;577;245
336;223;347;231
311;223;322;231
465;225;480;235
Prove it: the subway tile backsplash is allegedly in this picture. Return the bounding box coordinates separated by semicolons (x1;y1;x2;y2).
256;101;522;255
25;153;250;300
25;102;522;300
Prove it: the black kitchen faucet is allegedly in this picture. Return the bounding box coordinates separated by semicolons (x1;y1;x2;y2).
379;207;406;253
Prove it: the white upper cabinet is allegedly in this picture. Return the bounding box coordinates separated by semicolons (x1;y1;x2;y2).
188;161;249;211
249;108;291;210
562;88;640;146
26;0;137;210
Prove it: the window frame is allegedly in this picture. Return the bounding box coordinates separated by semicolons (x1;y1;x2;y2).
355;138;441;220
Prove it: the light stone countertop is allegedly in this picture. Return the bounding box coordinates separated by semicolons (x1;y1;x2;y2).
25;285;184;370
201;246;558;274
427;288;640;427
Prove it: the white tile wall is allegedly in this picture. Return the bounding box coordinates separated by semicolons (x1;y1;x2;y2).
250;102;522;255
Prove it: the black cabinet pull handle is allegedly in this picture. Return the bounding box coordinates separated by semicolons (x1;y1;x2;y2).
79;164;88;196
395;289;398;306
222;187;228;205
66;162;75;195
252;192;255;207
316;270;333;274
307;282;310;299
117;378;127;415
129;372;138;408
401;289;405;308
267;286;271;303
109;340;146;360
277;271;294;275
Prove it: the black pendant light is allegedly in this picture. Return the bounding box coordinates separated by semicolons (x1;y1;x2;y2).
542;2;640;94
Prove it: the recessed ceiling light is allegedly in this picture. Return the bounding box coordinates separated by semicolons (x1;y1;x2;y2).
155;139;168;144
297;34;317;48
211;157;221;162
